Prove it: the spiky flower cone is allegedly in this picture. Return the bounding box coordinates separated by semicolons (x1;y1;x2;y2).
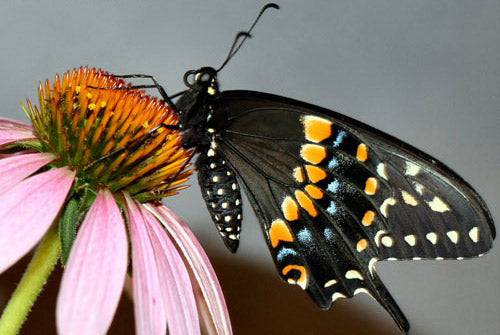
25;67;192;202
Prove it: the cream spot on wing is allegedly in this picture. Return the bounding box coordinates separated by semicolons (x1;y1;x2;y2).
380;197;397;218
377;163;389;180
332;292;347;302
353;288;372;297
368;258;378;275
401;190;418;206
404;234;417;246
381;235;394;247
426;232;438;245
374;230;388;247
345;270;364;280
447;230;459;244
426;196;450;213
413;182;425;195
469;227;479;243
324;279;337;288
405;162;421;176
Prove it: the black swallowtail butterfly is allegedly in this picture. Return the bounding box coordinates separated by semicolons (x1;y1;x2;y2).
112;3;495;333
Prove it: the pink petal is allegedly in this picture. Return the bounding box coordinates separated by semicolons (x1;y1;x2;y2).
146;204;233;335
0;118;35;146
125;195;168;335
0;152;55;195
142;206;200;335
57;190;128;335
0;167;75;273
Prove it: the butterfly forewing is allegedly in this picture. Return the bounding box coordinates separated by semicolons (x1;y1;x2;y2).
204;90;495;332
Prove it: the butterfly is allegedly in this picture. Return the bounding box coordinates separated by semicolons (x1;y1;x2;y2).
112;3;495;333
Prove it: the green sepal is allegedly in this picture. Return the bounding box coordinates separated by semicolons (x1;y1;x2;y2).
58;188;97;264
59;198;79;264
5;139;44;152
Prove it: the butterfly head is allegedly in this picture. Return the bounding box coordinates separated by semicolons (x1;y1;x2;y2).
182;67;219;93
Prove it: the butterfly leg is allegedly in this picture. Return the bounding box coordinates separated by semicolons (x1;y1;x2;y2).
110;73;178;109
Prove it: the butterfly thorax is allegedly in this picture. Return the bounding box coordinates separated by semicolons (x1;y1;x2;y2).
176;67;222;150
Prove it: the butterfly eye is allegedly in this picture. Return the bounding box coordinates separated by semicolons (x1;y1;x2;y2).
199;72;212;82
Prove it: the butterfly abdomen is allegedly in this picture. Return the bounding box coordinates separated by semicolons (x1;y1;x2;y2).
197;147;243;252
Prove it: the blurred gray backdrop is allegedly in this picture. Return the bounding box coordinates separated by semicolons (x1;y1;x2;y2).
0;1;499;334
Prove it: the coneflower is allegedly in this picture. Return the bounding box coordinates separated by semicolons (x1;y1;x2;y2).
0;67;232;335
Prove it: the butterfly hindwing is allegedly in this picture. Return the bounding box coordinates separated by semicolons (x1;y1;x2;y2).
203;90;494;332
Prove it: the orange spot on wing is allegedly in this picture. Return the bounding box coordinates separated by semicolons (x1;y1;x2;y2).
300;144;327;164
282;264;308;290
293;167;305;183
364;177;378;195
362;210;375;226
303;116;332;143
305;165;327;183
305;184;324;199
294;190;318;217
281;196;299;221
356;143;368;162
357;239;368;252
269;219;294;248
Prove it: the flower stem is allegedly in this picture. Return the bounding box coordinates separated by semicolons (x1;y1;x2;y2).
0;226;61;335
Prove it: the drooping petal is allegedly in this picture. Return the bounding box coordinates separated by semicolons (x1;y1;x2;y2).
0;152;55;195
57;190;128;335
125;195;167;335
142;205;200;335
0;167;75;273
146;204;233;335
0;117;34;146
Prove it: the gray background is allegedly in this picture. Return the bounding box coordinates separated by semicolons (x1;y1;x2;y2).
0;1;499;334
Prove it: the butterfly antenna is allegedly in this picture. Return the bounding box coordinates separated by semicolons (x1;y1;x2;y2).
216;3;280;72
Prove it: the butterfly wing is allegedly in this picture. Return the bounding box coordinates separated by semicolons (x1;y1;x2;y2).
209;90;495;332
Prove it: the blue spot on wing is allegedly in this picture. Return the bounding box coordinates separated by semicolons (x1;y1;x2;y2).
297;228;313;245
327;201;337;215
327;180;340;193
328;157;339;170
333;130;347;148
277;247;298;262
324;228;334;240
